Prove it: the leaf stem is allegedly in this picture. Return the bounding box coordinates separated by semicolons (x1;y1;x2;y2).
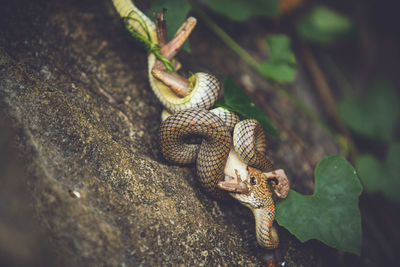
192;5;334;132
300;43;357;161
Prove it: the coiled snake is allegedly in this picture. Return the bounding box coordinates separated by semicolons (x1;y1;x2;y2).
112;0;290;248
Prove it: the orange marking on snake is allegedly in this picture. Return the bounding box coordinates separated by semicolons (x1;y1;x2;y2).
270;205;275;211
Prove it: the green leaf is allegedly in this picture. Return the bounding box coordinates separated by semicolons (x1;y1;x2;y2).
205;0;279;21
276;156;363;255
258;62;296;82
219;76;279;138
258;34;297;82
265;35;296;63
149;0;192;52
298;6;354;44
356;142;400;204
338;79;400;142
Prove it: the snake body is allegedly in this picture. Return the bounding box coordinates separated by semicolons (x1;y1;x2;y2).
159;108;281;247
159;108;231;196
112;0;289;249
159;108;274;196
160;113;283;248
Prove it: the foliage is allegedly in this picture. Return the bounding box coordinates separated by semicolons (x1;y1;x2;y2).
258;34;297;82
276;156;363;255
298;6;354;44
356;142;400;204
205;0;279;21
339;76;399;204
217;76;279;138
339;79;399;142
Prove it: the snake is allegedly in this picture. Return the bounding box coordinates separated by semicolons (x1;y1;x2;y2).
112;0;220;114
112;0;290;249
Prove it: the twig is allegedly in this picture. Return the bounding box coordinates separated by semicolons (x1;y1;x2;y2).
154;9;167;47
159;17;197;60
151;69;190;97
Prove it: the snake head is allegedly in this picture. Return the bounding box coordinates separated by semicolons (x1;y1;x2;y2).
218;157;290;248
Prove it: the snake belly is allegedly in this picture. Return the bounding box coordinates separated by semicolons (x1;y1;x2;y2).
159;109;231;196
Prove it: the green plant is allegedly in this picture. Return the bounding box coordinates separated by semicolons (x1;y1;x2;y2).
298;6;354;44
339;79;400;203
276;156;362;255
217;77;279;138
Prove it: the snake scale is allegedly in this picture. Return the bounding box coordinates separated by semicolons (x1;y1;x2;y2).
159;109;231;196
112;0;290;249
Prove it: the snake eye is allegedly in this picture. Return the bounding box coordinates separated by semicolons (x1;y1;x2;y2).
249;176;256;185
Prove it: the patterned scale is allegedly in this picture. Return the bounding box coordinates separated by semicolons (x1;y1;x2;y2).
254;207;278;247
231;166;278;248
233;119;273;172
157;72;222;114
159;109;232;196
252;176;277;247
210;107;240;132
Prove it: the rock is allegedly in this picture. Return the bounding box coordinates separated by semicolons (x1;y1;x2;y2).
0;0;338;266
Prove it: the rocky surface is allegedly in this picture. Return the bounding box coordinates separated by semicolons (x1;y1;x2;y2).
0;0;339;266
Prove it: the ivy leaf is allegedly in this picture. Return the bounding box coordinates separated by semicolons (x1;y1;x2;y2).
276;156;363;255
356;142;400;204
338;79;400;142
298;6;354;44
258;34;297;82
217;76;279;138
205;0;280;21
148;0;192;52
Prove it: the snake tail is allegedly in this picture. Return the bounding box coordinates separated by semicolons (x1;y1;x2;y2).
112;0;157;43
230;166;279;248
253;206;279;248
159;109;232;196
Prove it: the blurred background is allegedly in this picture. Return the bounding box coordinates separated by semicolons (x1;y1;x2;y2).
1;0;399;266
0;113;58;266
